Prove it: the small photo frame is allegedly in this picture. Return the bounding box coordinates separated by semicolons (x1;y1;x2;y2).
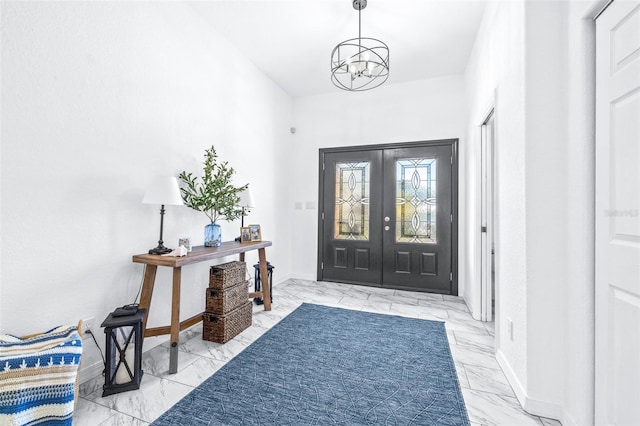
249;224;262;242
240;227;251;243
178;237;192;252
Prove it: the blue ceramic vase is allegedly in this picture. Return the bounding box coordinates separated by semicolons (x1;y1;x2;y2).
204;222;222;247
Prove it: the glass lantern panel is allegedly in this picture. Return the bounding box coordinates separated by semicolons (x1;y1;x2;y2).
109;326;136;385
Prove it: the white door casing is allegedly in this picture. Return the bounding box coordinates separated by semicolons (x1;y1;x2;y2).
481;110;495;322
595;1;640;424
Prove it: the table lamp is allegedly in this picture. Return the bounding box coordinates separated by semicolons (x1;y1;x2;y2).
235;188;255;241
143;177;183;255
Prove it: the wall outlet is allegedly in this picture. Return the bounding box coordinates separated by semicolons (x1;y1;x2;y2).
82;317;95;339
507;318;513;341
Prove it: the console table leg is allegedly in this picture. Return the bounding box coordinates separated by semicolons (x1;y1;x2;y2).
169;266;181;374
139;265;157;337
258;248;271;311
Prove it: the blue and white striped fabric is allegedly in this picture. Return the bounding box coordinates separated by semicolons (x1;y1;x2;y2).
0;325;82;426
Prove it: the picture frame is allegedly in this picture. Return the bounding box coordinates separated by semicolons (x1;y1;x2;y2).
240;227;251;243
178;237;192;252
249;224;262;242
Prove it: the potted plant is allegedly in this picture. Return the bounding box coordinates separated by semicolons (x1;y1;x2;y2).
179;145;247;247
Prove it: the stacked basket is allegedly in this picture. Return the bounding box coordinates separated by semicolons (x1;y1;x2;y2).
203;261;252;344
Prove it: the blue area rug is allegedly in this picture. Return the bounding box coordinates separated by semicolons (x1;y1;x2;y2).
153;303;470;425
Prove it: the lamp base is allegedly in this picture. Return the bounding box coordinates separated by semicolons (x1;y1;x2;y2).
148;245;172;255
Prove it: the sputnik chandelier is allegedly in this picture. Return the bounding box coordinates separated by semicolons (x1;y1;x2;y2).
330;0;390;91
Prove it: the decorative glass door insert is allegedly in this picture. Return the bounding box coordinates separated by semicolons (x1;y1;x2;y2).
396;158;437;243
334;161;370;240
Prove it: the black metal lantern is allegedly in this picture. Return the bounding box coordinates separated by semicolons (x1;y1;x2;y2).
101;308;146;396
253;262;274;305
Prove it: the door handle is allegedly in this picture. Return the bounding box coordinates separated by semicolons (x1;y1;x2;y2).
384;225;390;231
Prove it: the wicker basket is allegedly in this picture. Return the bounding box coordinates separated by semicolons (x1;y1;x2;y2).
205;280;248;314
209;261;245;289
202;302;252;344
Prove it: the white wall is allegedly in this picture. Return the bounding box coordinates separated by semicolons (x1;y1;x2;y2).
524;0;569;412
562;2;599;424
290;76;466;286
464;0;528;388
1;1;293;380
465;1;597;424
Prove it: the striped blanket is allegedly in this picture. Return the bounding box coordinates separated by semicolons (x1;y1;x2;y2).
0;325;82;426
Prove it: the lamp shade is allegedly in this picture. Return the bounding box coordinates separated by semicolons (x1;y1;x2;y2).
142;177;183;206
237;188;256;208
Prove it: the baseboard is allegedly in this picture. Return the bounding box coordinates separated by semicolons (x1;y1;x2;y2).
287;272;316;282
79;360;104;384
495;349;527;405
273;273;294;285
524;397;564;423
76;274;378;385
559;409;579;426
495;349;565;423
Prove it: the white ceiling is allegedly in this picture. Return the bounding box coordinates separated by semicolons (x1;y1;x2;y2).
188;0;487;98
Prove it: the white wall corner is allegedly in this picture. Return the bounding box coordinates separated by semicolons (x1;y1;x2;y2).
496;349;566;424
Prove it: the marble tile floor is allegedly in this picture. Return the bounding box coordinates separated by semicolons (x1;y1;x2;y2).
74;279;562;426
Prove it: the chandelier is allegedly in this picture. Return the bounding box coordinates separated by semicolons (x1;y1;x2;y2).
331;0;390;91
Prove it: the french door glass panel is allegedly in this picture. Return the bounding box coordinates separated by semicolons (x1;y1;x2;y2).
334;161;370;241
396;158;437;244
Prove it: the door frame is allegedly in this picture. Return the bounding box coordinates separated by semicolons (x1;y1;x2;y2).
317;138;459;295
480;109;496;322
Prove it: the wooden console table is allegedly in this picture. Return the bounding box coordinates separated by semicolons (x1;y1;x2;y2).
132;240;272;374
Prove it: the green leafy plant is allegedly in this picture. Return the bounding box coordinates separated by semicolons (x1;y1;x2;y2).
179;146;248;224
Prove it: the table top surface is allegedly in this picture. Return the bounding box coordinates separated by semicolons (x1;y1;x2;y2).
133;240;272;267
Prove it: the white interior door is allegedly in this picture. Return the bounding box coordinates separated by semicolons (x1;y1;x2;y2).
595;1;640;424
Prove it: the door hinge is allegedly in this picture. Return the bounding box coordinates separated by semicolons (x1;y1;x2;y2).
322;212;325;220
321;262;324;270
451;156;453;165
450;272;453;282
450;214;453;223
481;226;487;233
323;161;325;171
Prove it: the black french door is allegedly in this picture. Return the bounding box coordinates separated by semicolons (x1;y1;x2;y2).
318;139;458;295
